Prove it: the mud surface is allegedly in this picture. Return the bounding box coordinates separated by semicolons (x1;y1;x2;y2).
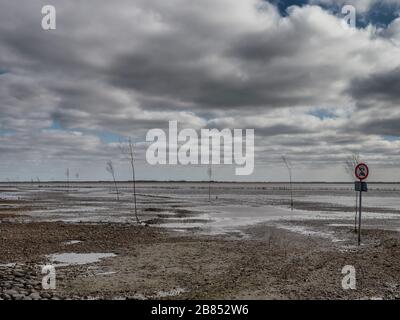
1;219;399;300
1;183;400;300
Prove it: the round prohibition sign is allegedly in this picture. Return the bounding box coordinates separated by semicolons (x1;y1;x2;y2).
355;163;369;181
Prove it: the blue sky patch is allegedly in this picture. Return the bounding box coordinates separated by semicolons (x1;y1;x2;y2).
50;120;63;130
269;0;309;16
383;135;400;142
0;129;16;137
50;120;123;143
268;0;400;27
97;131;124;143
309;108;337;120
366;1;400;27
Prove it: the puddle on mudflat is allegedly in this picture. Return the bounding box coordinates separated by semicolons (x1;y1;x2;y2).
63;240;82;245
47;252;116;266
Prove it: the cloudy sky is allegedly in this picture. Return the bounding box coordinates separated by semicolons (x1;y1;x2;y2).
1;0;400;182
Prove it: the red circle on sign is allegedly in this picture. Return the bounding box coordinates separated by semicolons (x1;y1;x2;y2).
355;163;369;181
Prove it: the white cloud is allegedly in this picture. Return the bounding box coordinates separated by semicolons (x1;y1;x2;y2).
1;0;400;180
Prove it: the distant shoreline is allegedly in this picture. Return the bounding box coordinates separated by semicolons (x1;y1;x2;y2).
1;181;400;184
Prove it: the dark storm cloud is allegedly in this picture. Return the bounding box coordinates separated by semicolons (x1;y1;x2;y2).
344;65;400;136
348;67;400;107
104;4;355;111
356;118;400;136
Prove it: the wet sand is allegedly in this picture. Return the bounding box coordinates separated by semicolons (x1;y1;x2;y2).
1;183;400;300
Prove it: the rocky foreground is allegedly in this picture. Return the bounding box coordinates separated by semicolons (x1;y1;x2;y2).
1;217;400;300
0;263;62;300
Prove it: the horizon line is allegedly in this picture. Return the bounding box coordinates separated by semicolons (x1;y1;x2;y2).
0;180;398;184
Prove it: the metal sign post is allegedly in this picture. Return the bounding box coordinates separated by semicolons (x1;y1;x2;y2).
358;184;362;245
354;163;369;246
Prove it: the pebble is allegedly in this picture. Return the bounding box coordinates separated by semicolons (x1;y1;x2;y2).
4;289;19;296
29;292;41;300
0;264;60;300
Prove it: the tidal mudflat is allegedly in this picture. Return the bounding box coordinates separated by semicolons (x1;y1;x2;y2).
1;182;400;300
